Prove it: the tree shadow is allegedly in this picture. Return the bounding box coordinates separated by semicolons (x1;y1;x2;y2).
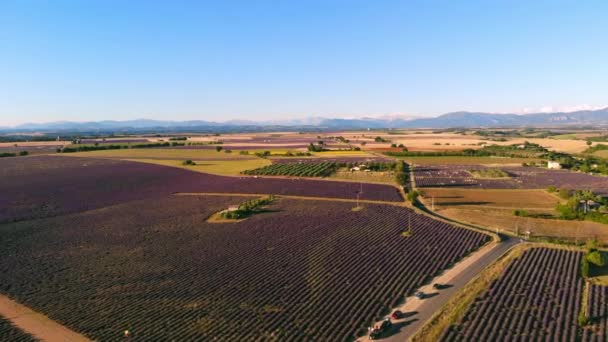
423;292;440;299
382;318;419;338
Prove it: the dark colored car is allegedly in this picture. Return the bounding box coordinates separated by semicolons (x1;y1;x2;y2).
414;291;425;299
369;318;392;340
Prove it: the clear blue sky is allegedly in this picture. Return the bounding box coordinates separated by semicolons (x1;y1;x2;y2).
1;0;607;125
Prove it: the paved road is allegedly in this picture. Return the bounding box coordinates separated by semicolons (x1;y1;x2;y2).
364;236;520;342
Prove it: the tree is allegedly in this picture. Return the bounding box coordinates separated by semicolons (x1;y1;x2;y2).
407;190;419;203
216;146;223;152
587;250;605;267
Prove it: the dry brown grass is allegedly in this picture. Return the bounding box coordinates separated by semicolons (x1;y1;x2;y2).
419;188;608;243
439;207;608;243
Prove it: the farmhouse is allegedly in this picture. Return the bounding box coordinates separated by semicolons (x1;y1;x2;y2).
547;161;562;169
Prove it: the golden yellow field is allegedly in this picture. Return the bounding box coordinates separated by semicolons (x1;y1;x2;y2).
123;158;271;176
438;207;608;242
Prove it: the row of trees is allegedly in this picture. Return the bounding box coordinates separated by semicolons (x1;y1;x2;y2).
0;151;28;158
59;141;186;153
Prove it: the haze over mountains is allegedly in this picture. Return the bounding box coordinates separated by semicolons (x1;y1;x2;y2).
4;108;608;132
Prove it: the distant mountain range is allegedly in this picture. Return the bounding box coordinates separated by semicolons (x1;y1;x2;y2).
4;108;608;132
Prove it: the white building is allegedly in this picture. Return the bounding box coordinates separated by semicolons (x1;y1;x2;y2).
547;161;562;169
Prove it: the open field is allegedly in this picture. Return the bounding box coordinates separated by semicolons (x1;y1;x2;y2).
400;156;539;165
0;141;67;155
419;188;559;210
442;247;584;341
0;195;490;340
593;150;608;159
437;207;608;242
69;148;256;160
124;158;271;176
413;164;608;194
330;169;397;184
417;189;608;242
0;155;402;223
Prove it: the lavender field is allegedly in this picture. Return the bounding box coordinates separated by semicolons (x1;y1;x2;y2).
0;196;489;341
583;284;608;341
442;248;583;341
0;155;402;222
414;164;608;194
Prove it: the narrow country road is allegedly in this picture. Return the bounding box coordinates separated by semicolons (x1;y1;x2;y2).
359;236;520;342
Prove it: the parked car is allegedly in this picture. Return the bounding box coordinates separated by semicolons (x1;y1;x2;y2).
390;310;403;320
369;318;392;340
414;291;426;299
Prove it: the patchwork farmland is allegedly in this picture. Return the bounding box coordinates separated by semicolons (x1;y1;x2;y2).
1;196;489;341
1;128;607;341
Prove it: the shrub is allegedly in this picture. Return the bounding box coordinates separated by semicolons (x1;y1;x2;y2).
18;151;29;156
182;160;196;166
407;190;419;203
578;311;589;326
558;188;571;200
514;209;529;217
587;250;605;267
215;146;223;152
581;258;590;278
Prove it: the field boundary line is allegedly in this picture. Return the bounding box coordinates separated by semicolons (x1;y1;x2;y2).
0;294;91;342
174;192;406;206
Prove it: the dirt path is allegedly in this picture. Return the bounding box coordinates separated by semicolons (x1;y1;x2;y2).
175;192;407;206
0;295;90;342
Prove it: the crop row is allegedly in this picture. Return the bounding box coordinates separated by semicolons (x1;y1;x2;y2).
414;165;608;194
0;317;36;342
582;284;608;341
442;248;583;341
243;161;338;177
0;156;402;222
0;196;490;341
